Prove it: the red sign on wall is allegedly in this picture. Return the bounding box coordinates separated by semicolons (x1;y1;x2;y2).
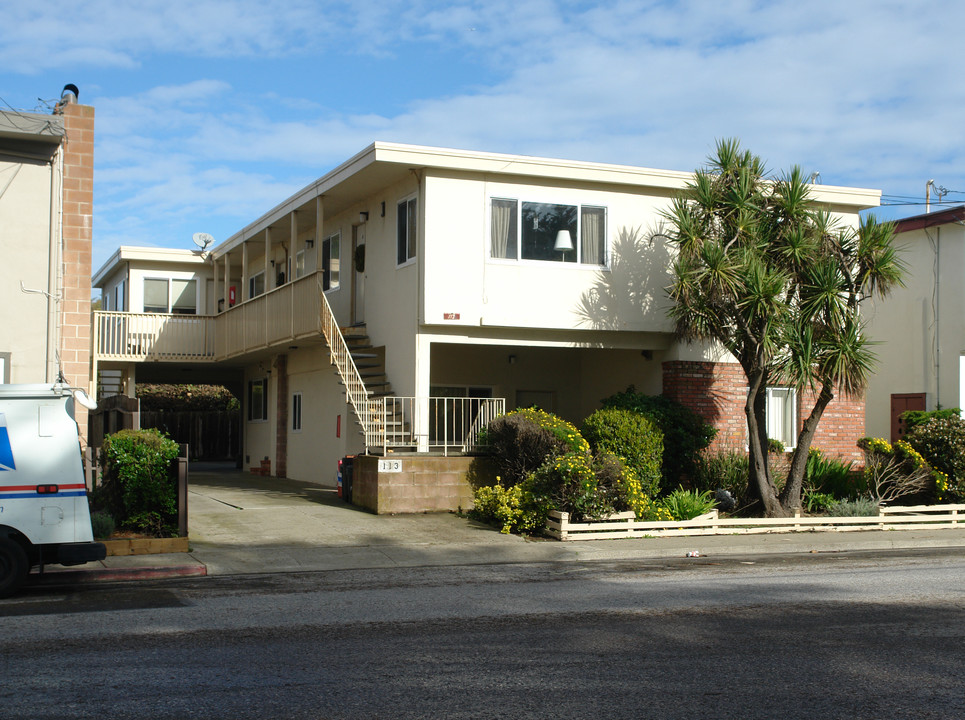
443;313;460;320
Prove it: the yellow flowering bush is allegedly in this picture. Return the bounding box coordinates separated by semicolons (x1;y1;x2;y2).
857;436;945;504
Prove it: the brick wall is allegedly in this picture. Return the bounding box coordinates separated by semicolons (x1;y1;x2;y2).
352;455;478;514
59;101;94;442
663;361;865;462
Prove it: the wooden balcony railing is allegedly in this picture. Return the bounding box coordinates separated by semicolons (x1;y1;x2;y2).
93;271;325;363
93;311;215;361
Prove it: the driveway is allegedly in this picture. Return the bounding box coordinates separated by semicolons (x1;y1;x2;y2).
185;464;542;574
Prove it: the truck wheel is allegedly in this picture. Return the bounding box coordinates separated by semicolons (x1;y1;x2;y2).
0;538;29;598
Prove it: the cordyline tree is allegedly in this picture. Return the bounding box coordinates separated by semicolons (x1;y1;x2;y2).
663;140;905;517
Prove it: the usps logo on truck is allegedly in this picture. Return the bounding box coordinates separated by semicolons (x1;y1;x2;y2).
0;412;14;471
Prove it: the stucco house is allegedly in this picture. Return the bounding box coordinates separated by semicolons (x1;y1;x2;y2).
864;206;965;441
92;143;880;512
1;87;94;441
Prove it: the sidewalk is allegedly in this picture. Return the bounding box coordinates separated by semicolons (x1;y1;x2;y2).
30;468;965;588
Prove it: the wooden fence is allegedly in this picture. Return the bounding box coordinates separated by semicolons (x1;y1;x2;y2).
140;410;240;461
546;503;965;541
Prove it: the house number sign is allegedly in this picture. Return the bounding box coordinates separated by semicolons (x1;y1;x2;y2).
378;459;403;473
443;313;460;320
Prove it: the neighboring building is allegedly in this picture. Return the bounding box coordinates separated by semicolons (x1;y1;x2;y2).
864;206;965;441
91;143;880;511
1;87;94;442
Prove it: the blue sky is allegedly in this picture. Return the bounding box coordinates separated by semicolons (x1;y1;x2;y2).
3;0;965;275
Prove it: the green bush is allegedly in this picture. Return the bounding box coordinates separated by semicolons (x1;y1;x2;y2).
805;448;860;499
857;437;940;505
828;498;879;517
601;387;716;485
485;413;563;487
904;416;965;500
581;408;663;499
659;487;717;521
96;428;180;536
901;407;962;434
803;490;837;514
89;511;115;540
692;450;749;500
137;383;239;412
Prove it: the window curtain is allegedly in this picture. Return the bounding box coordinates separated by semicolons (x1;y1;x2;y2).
491;199;516;259
581;207;605;265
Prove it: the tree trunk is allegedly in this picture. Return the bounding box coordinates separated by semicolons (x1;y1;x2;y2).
745;370;786;517
780;382;834;512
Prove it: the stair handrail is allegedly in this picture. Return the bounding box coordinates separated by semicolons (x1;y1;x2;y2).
317;278;382;450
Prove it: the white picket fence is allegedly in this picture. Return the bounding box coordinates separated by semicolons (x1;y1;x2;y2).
546;503;965;541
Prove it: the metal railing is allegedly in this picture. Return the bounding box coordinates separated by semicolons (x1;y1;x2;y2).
317;278;380;447
374;396;505;455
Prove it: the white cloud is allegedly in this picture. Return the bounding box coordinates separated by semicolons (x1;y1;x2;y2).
7;0;964;266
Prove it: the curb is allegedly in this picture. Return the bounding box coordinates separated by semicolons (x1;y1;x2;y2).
29;562;207;587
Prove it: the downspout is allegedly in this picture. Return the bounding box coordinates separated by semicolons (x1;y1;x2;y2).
46;143;64;382
935;226;941;406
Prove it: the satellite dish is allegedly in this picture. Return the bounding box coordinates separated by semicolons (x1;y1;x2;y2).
193;232;214;251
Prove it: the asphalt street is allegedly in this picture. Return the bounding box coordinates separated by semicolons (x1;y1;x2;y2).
2;550;964;719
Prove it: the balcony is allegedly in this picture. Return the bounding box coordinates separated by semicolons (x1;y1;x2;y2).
93;270;325;363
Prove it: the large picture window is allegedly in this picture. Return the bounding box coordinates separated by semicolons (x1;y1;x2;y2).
143;278;196;314
491;198;606;265
397;197;417;265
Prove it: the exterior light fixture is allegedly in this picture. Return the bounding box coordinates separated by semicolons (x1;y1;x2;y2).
359;211;369;223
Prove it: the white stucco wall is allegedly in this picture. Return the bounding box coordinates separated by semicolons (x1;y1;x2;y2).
421;172;677;333
864;223;965;438
0;155;56;382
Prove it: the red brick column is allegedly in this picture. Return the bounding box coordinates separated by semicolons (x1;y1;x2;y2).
59;101;94;443
274;354;288;478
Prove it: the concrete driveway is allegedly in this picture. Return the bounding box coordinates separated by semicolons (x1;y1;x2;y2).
186;464;541;574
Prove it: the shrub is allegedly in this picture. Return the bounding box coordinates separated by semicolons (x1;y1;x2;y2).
857;437;940;505
803;490;837;514
512;408;589;455
659;487;717;521
828;498;880;517
137;383;239;412
767;438;785;454
692;450;749;501
582;408;663;498
485;413;564;487
525;452;612;522
600;388;716;485
901;407;962;434
96;428;180;536
905;415;965;500
469;484;526;534
805;448;860;499
89;511;115;540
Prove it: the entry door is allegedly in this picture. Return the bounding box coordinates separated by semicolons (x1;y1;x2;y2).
352;225;365;324
891;393;926;441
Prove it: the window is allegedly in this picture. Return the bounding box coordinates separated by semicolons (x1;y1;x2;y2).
0;352;9;383
322;232;340;290
397;197;417;265
248;271;265;300
292;392;302;432
248;378;268;422
491;198;606;265
766;387;797;450
143;279;169;313
143;278;196;314
114;280;126;312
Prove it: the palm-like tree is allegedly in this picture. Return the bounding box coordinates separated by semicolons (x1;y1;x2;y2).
664;140;904;516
